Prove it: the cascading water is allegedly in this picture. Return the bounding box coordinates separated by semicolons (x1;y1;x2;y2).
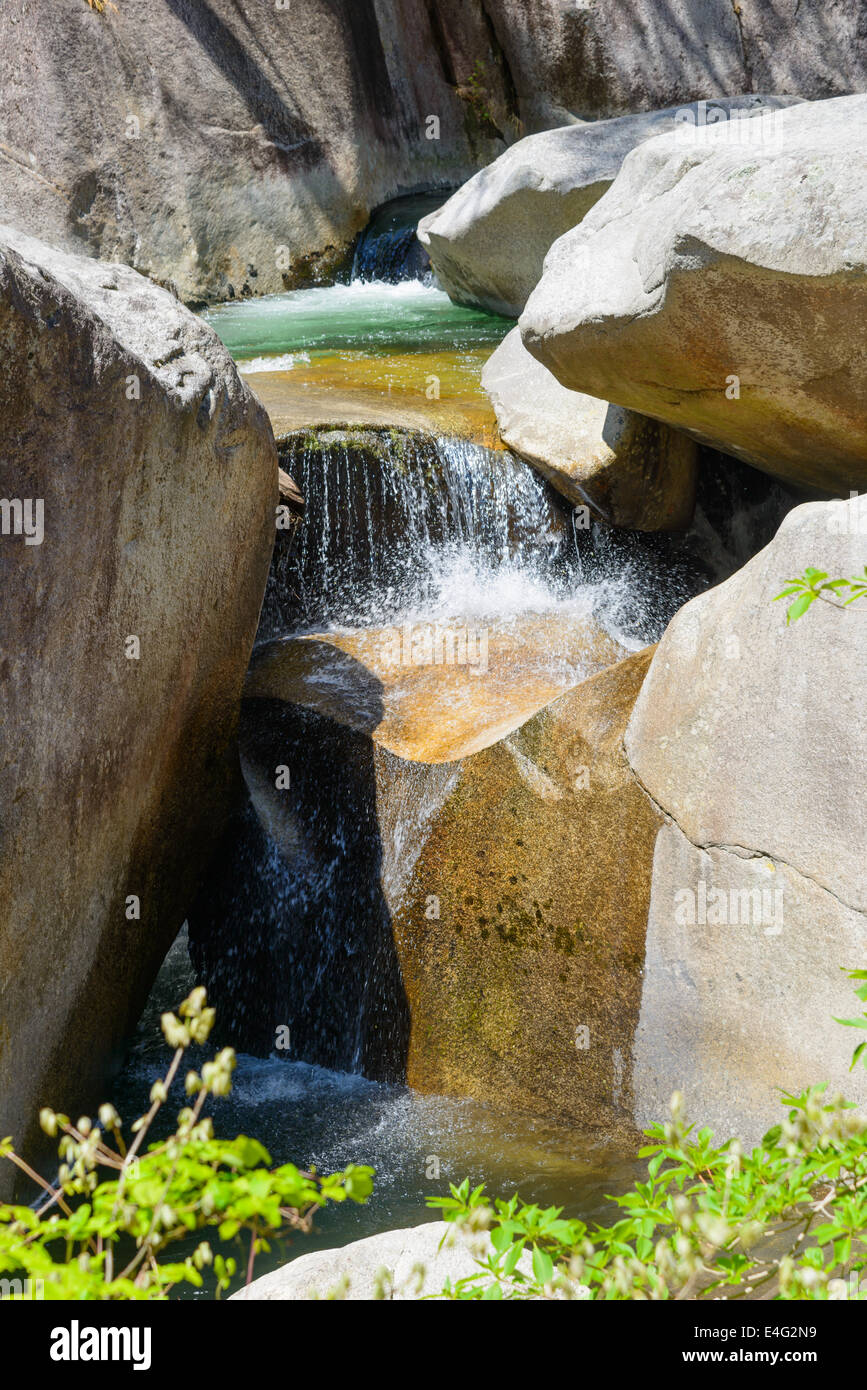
115;260;801;1289
192;429;605;1079
193;421;795;1076
349;193;446;284
260;425;737;645
261;429;579;637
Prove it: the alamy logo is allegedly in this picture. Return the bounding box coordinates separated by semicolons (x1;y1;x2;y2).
0;1276;43;1299
50;1320;152;1371
673;100;784;150
825;490;867;534
0;497;44;546
674;880;784;935
379;622;489;675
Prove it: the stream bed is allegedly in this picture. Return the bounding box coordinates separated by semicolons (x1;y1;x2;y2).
111;249;795;1293
112;930;642;1294
203;279;510;443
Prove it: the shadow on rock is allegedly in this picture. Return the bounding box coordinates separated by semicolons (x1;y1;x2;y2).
188;681;410;1083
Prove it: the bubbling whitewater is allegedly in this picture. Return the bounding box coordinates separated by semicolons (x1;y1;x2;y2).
202;279;507;362
260;426;699;644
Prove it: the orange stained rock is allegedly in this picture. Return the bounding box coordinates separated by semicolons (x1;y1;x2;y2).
244;611;626;764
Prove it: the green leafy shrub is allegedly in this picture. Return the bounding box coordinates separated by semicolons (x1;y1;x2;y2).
0;988;373;1299
774;566;867;623
428;971;867;1300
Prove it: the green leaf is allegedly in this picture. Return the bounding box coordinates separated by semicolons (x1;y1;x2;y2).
786;592;817;623
532;1245;554;1284
234;1136;272;1168
490;1225;512;1254
502;1241;525;1277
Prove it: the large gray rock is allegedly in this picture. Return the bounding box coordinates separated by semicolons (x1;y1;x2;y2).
482;327;698;528
419;96;799;316
230;1221;535;1300
625;493;867;1142
634;822;867;1145
521;94;867;494
0;227;277;1195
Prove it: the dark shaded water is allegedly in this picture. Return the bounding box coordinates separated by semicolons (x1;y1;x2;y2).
112;930;642;1296
350;193;444;284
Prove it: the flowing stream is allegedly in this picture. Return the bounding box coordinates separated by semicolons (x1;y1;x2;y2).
203;278;510;443
114;930;643;1286
113;230;796;1292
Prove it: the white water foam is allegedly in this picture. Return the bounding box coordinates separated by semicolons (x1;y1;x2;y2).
239;351;311;373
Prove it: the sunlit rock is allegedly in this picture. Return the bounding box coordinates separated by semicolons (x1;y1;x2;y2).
522;95;867;494
483;327;697;529
191;646;661;1125
626;493;867;1141
0;227;277;1195
419;97;799;317
244;613;625;763
231;1221;534;1301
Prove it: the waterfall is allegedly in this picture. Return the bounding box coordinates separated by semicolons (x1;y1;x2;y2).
191;425;798;1076
259;425;727;647
261;429;573;636
352;225;429;284
349;193;445;285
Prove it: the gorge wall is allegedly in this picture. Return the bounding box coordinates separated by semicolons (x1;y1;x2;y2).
0;0;864;304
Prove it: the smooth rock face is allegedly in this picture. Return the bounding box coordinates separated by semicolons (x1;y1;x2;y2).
482;0;864;126
392;648;661;1124
482;327;698;528
521;95;867;493
634;823;867;1145
230;1221;532;1301
244;613;625;763
0;227;276;1194
419;96;799;317
192;645;660;1125
627;495;867;911
2;2;862;302
625;494;867;1141
0;0;510;304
